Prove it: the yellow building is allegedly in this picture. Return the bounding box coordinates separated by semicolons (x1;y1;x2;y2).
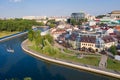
80;35;115;52
80;36;97;52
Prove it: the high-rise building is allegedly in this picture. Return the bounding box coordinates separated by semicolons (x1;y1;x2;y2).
71;12;95;21
71;12;86;21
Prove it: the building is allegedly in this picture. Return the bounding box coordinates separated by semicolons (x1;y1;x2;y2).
89;20;96;26
102;36;115;49
48;16;69;22
71;12;86;21
80;36;97;52
22;16;36;20
57;31;116;53
71;12;95;22
23;16;47;20
99;17;119;26
79;34;116;52
69;32;78;49
115;26;120;31
51;28;66;40
109;10;120;19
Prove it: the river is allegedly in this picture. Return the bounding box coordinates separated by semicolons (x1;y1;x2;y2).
0;33;118;80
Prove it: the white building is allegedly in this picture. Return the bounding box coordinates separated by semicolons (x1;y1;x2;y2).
89;20;96;26
23;16;47;20
23;16;36;20
48;16;68;22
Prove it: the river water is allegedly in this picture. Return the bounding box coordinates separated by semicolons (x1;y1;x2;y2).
0;34;118;80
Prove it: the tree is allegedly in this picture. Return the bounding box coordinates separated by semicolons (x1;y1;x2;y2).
70;19;77;26
109;45;117;55
0;19;44;32
34;30;42;48
47;19;56;28
49;23;56;28
70;18;88;26
96;15;106;19
44;34;54;45
28;29;34;41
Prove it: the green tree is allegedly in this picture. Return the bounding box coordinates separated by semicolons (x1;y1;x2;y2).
38;22;44;26
44;34;54;45
70;19;77;26
0;19;44;32
70;18;87;26
96;15;106;19
47;19;56;28
109;45;117;55
34;30;42;48
49;23;56;28
28;29;34;41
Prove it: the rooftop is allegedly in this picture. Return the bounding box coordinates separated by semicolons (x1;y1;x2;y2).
111;10;120;14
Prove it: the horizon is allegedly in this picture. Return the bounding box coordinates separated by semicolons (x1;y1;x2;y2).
0;0;120;18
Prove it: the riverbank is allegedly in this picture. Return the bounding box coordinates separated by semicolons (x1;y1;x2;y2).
0;31;27;42
21;39;120;79
0;31;18;38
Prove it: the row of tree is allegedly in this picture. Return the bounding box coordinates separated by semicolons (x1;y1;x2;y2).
0;19;44;32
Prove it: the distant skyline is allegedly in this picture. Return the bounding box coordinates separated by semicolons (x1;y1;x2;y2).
0;0;120;18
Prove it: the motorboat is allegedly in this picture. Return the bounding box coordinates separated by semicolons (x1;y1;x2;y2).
7;48;14;53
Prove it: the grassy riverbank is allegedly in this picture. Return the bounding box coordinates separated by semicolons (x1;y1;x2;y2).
28;40;120;71
0;31;18;38
28;40;100;66
107;58;120;71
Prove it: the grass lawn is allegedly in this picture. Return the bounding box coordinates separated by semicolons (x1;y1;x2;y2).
56;54;100;66
28;41;100;66
0;31;19;38
107;58;120;71
64;49;75;53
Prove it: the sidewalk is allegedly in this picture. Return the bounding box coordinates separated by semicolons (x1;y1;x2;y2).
99;55;108;69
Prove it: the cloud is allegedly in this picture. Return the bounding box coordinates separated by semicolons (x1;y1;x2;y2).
9;0;23;2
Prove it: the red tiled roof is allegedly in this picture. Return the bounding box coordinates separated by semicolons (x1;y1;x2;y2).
90;26;99;29
70;33;78;41
81;36;96;43
115;26;120;31
102;36;114;43
109;33;116;35
52;29;66;34
101;27;109;30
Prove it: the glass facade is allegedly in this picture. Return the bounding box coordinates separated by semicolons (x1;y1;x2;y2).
71;13;86;21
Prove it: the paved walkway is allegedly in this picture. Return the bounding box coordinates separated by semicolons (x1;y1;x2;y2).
99;55;108;69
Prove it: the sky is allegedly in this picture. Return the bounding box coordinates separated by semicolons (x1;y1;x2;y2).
0;0;120;18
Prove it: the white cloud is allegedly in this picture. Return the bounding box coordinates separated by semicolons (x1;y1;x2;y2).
9;0;23;2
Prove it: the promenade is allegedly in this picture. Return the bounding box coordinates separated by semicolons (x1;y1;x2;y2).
99;55;108;69
21;39;120;79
